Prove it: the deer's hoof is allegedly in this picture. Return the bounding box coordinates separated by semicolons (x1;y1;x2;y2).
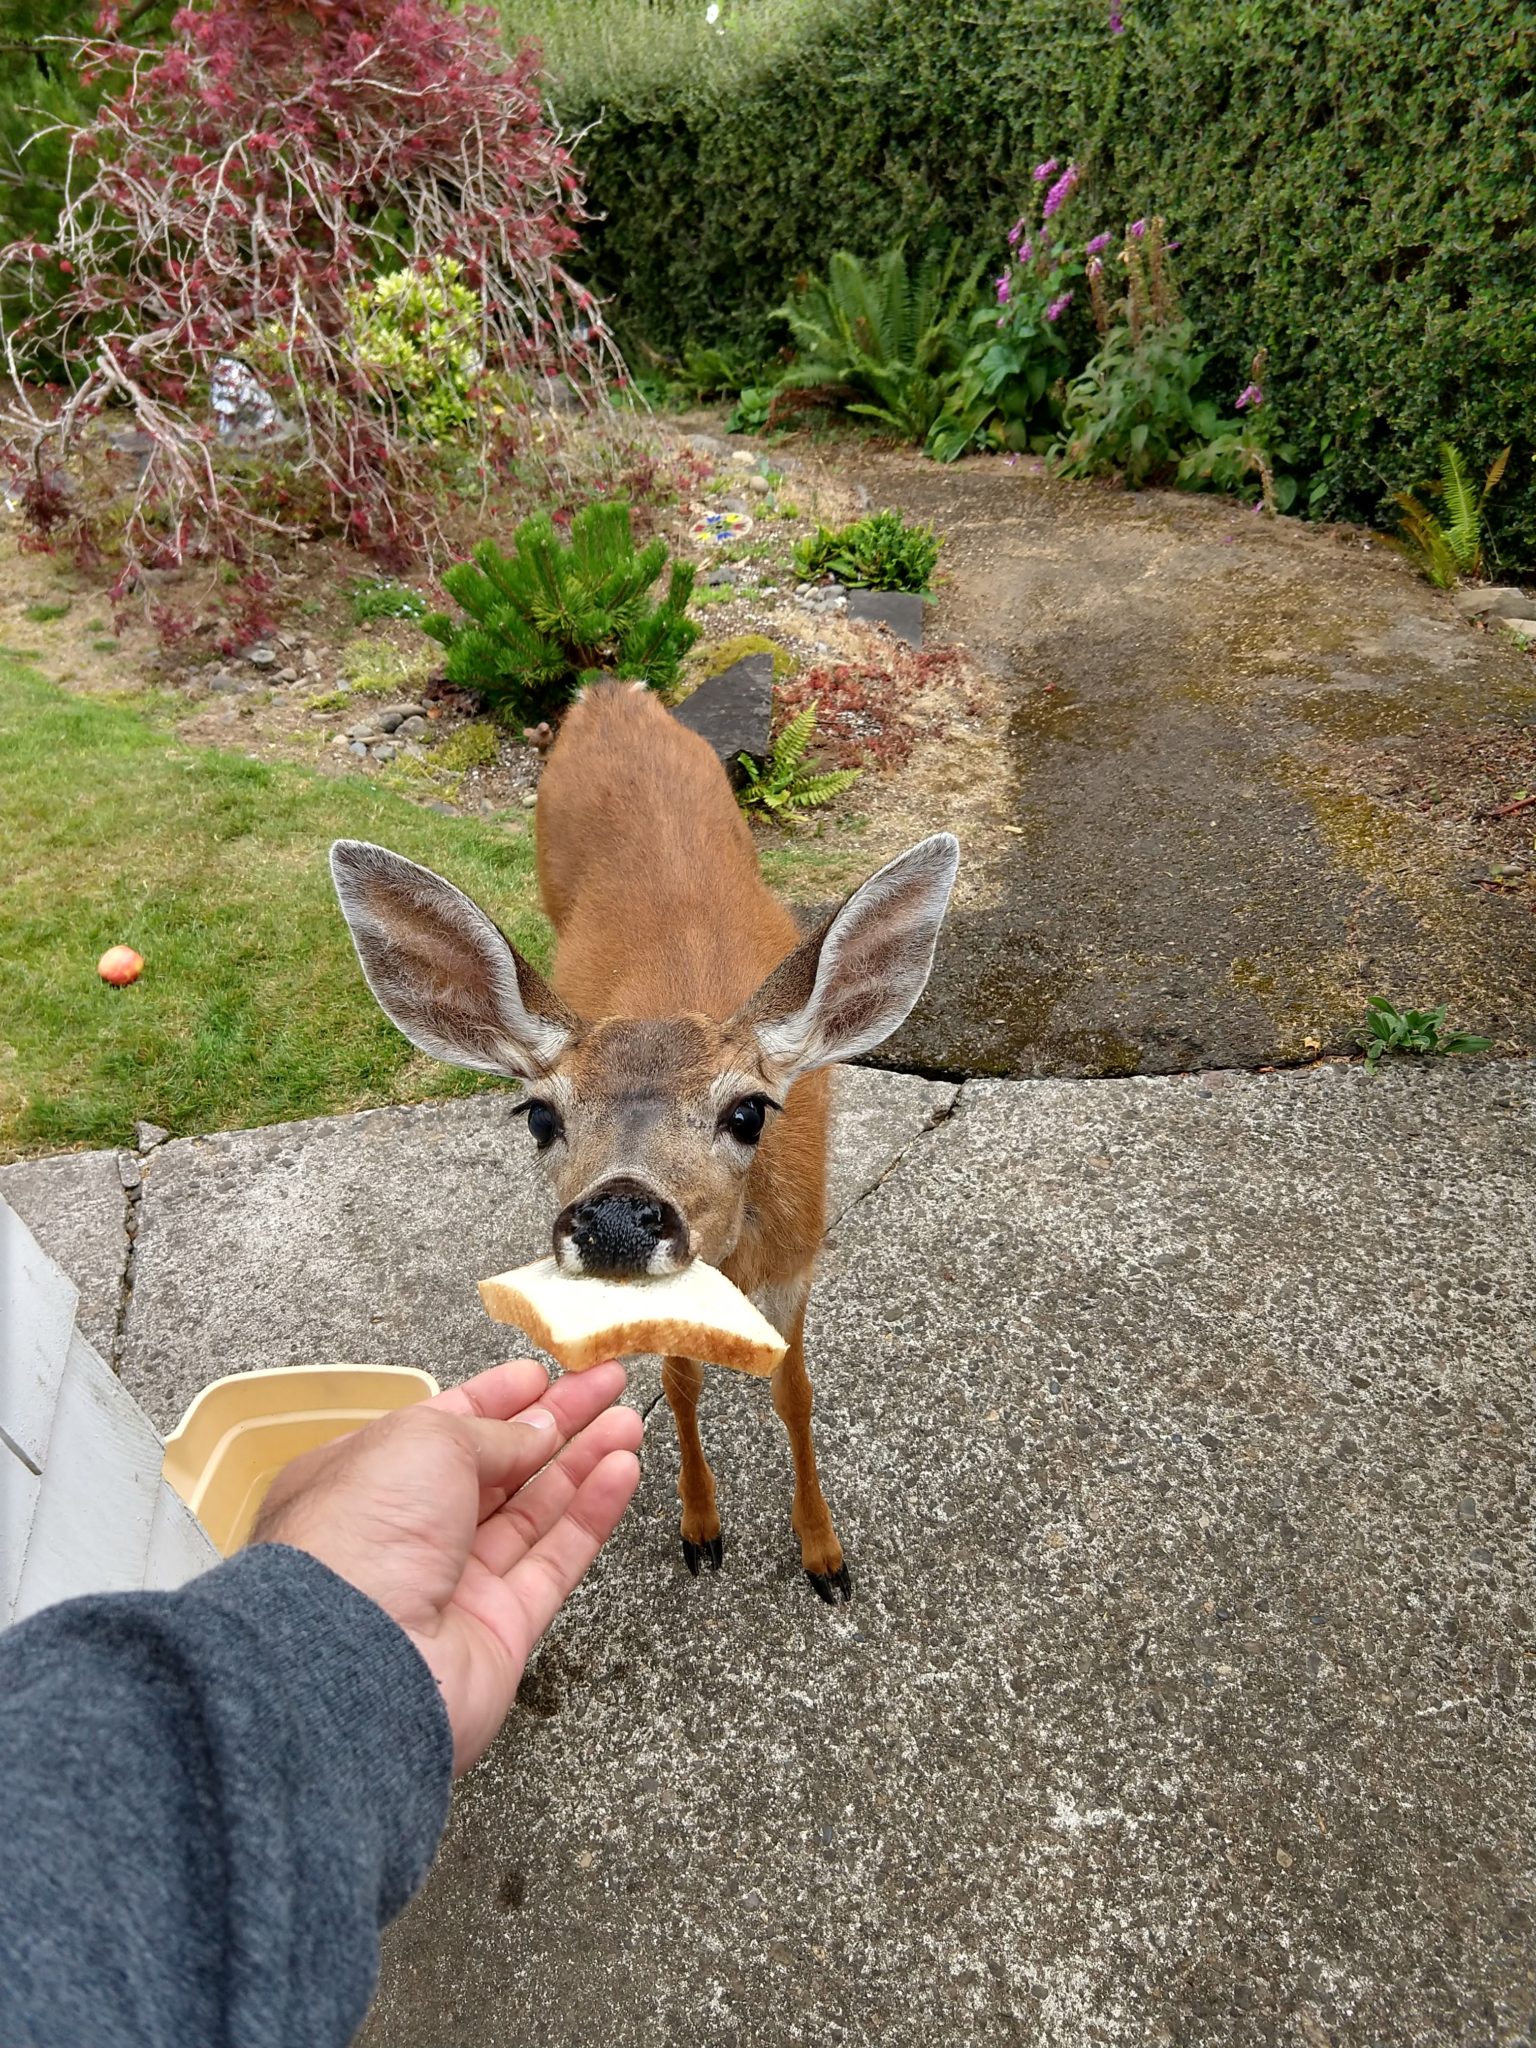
682;1534;724;1576
807;1562;853;1605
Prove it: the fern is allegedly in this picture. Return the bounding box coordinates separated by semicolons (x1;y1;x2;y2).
793;509;941;593
737;702;861;820
771;246;982;443
1392;442;1510;587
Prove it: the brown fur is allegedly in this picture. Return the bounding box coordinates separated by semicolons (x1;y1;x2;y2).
536;685;842;1582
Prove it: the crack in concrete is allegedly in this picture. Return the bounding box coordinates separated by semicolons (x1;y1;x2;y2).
826;1081;966;1238
110;1150;144;1377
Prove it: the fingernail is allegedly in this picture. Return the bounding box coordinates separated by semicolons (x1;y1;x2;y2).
521;1408;557;1432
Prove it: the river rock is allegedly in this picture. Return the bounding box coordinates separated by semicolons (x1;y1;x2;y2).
1454;586;1536;621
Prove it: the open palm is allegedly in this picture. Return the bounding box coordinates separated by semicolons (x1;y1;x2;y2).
253;1358;642;1773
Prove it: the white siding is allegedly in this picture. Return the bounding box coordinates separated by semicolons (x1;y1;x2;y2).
1;1196;216;1630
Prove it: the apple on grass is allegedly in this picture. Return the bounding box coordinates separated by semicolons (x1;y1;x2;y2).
98;946;144;987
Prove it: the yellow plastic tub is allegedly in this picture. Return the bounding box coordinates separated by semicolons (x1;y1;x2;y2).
161;1364;440;1556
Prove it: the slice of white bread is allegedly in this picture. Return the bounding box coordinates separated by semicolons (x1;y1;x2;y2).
478;1257;789;1377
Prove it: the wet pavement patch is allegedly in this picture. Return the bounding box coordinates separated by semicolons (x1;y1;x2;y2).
835;457;1536;1077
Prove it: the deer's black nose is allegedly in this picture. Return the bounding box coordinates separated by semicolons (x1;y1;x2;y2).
567;1189;673;1276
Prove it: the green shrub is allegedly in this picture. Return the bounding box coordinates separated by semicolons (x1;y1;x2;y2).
432;721;501;771
347;261;482;441
529;0;1536;565
793;510;941;594
421;497;699;723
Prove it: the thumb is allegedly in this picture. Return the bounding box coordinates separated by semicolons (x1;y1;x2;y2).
461;1408;558;1492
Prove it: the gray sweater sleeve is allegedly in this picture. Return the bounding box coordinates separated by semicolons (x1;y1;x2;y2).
0;1543;453;2048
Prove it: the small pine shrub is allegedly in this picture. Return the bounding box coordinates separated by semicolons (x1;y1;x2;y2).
421;497;699;724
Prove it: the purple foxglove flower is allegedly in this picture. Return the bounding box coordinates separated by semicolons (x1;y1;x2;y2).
1007;219;1024;247
996;271;1012;306
1045;289;1074;322
1110;5;1124;31
1042;163;1079;219
1129;217;1147;238
1032;158;1059;182
1019;237;1033;264
1235;382;1263;411
1086;231;1112;255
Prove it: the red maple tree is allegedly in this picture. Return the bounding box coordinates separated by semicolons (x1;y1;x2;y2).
1;0;612;576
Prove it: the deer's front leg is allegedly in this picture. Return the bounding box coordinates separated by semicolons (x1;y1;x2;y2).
662;1353;722;1575
772;1307;851;1605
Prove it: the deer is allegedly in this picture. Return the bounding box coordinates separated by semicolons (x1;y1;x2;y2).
329;681;958;1604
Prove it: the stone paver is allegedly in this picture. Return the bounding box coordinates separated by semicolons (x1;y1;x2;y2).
363;1059;1534;2048
0;1148;128;1361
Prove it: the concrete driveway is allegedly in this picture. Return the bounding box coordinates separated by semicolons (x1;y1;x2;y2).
2;1061;1531;2045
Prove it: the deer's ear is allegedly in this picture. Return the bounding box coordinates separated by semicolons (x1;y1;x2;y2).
734;834;959;1084
329;840;580;1079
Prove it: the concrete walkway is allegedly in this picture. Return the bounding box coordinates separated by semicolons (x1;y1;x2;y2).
2;1062;1532;2045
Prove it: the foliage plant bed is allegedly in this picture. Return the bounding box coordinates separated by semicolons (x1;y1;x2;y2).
545;0;1536;564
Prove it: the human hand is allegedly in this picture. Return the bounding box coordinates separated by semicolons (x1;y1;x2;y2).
252;1359;642;1773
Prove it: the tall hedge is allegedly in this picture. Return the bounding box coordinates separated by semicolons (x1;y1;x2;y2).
546;0;1536;564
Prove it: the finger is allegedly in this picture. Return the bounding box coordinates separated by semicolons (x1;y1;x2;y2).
430;1359;549;1421
500;1449;642;1652
458;1362;632;1504
471;1403;644;1576
529;1359;628;1437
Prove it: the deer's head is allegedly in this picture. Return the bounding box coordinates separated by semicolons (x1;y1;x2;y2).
329;835;958;1277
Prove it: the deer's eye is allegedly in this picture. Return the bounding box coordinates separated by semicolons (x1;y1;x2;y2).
526;1100;563;1149
722;1095;770;1146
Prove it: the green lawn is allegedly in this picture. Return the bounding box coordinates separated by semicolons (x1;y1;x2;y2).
0;658;550;1159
